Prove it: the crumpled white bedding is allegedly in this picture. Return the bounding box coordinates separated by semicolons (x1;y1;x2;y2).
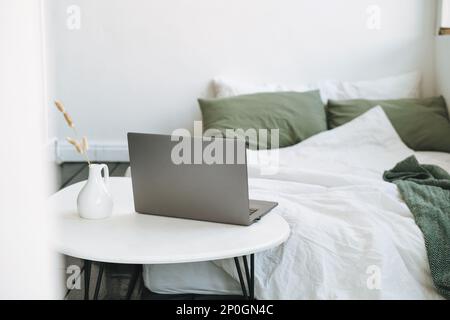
143;107;449;299
211;107;446;299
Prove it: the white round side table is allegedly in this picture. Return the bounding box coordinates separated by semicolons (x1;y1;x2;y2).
49;177;290;300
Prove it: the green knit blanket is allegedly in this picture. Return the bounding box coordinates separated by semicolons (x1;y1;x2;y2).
383;156;450;299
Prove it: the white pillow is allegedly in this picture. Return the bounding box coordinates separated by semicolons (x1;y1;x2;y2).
212;77;315;98
319;71;421;101
212;72;421;102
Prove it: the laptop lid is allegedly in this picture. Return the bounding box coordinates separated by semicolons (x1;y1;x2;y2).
127;133;251;225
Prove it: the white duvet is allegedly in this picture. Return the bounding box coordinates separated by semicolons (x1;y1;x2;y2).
214;107;447;300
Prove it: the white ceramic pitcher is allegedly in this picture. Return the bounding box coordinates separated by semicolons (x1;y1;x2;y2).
77;164;113;219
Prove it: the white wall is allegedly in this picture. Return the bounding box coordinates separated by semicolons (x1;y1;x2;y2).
46;0;438;161
436;38;450;114
441;0;450;27
436;1;450;113
0;0;59;299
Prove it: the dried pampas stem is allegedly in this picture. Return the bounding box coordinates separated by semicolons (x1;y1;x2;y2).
57;99;91;165
67;137;82;153
81;136;89;152
54;100;65;113
63;112;75;128
67;137;91;165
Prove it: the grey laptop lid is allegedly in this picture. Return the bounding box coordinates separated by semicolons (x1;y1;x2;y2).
127;133;254;225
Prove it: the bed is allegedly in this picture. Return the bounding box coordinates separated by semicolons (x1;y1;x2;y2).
140;107;449;299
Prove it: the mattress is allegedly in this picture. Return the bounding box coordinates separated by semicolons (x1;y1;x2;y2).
143;150;450;296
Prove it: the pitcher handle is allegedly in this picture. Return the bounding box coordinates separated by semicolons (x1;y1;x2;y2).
100;164;109;187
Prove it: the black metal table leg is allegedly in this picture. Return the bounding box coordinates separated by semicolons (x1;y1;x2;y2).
126;264;142;300
243;256;251;287
242;255;255;300
234;257;248;299
250;254;255;300
93;263;105;300
234;255;255;300
84;260;92;300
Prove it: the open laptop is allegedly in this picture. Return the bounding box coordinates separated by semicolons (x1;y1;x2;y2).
127;132;278;226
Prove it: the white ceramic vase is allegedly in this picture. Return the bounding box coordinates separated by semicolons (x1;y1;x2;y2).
77;164;113;219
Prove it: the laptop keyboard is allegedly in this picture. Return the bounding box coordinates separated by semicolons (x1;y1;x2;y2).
249;208;258;215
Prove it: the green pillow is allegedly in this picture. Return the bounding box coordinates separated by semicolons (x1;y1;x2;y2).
327;96;450;152
198;91;326;149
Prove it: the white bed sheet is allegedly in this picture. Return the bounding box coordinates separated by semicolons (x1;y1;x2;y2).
143;107;449;299
144;152;450;296
143;261;241;295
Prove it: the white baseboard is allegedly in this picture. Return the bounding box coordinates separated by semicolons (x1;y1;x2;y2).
45;137;58;163
56;140;129;163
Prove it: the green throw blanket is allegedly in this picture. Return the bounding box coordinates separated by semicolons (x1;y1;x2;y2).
383;156;450;299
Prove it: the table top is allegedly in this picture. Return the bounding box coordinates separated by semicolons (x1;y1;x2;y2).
49;177;290;264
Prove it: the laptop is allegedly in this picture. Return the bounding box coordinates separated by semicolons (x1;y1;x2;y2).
127;132;278;226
